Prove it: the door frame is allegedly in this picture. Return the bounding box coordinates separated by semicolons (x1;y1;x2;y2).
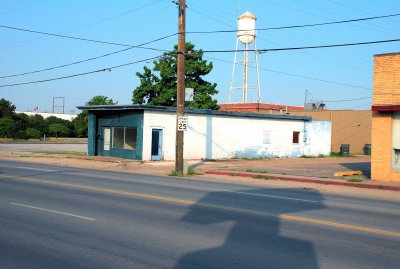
151;128;163;161
96;126;111;156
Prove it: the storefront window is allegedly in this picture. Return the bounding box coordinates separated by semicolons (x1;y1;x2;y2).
112;127;137;150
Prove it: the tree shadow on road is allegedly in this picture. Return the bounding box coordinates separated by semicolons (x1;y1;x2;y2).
173;188;325;269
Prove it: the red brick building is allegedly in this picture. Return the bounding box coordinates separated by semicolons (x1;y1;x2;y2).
219;103;304;114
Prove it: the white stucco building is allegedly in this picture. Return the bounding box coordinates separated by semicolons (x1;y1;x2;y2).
78;105;331;161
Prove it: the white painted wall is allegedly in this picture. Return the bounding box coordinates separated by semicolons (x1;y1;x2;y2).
142;111;331;161
16;111;77;121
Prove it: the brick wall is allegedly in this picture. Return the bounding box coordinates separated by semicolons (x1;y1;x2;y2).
219;103;304;114
372;53;400;106
371;53;400;182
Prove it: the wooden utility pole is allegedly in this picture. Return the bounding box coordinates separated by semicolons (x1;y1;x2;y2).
175;0;186;176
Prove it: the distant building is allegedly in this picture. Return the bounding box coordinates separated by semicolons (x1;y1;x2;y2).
16;111;77;121
220;103;371;155
219;102;304;114
371;52;400;182
289;110;371;155
78;105;331;161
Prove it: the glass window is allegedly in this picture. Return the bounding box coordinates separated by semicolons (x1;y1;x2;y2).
293;131;300;144
112;127;124;149
112;127;137;150
125;127;137;150
104;128;110;151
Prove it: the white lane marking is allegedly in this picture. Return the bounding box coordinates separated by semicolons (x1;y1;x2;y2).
3;166;56;172
10;202;95;221
225;190;319;203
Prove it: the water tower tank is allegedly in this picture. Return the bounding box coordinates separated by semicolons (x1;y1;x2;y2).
237;11;256;44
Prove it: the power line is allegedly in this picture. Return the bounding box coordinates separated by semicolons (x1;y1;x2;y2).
0;33;175;79
185;12;400;34
206;56;371;90
0;24;171;50
323;96;371;102
0;0;165;49
3;37;387;88
201;38;400;53
0;55;162;88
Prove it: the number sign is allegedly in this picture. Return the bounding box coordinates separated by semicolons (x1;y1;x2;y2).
177;116;188;131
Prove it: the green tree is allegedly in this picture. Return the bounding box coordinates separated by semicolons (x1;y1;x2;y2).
72;95;114;137
25;128;41;139
48;123;69;138
73;112;88;137
0;118;17;138
28;114;46;134
0;98;16;118
86;96;114;106
132;42;219;110
45;116;72;136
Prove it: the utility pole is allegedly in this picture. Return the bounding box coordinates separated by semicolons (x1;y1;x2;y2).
175;0;186;176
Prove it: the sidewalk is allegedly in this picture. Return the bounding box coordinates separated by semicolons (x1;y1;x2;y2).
191;156;400;192
1;150;400;192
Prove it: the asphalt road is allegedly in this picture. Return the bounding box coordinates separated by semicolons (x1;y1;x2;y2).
0;160;399;269
0;143;86;152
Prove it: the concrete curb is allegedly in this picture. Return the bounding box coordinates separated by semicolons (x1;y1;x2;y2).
205;171;400;192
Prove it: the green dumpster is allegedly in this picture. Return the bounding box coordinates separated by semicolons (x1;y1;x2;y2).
363;144;371;155
340;144;350;157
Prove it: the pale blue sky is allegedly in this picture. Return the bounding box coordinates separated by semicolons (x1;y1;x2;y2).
1;0;399;113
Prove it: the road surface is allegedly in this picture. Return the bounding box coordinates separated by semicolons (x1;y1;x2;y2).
0;160;399;268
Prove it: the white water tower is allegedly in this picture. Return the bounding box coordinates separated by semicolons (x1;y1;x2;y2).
229;11;261;103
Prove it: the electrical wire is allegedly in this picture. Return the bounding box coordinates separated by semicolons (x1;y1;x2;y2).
0;55;162;88
3;36;391;89
0;24;170;49
205;56;371;90
0;33;175;79
201;38;400;53
185;12;400;34
323;97;371;102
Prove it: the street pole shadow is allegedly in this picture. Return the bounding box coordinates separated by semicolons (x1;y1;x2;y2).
173;188;325;269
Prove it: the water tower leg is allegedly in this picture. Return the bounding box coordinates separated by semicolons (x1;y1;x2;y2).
243;43;248;103
229;38;239;104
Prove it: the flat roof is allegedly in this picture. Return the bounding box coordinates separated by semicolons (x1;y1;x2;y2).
374;52;400;57
372;104;400;112
77;104;312;121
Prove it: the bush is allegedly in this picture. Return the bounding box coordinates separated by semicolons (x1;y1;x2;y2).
25;128;41;139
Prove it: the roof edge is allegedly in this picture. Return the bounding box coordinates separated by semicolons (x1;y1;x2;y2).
76;104;313;121
374;52;400;57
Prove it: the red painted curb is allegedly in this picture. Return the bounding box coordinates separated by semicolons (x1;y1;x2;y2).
205;171;400;192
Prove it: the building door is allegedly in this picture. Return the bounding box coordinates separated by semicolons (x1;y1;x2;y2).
97;127;111;156
151;129;163;160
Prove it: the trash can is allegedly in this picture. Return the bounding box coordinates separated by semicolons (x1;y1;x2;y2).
363;144;371;156
340;144;350;157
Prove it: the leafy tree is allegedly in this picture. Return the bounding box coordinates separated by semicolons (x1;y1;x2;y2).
25;128;41;139
86;96;114;106
48;123;69;138
132;42;219;110
73;113;88;137
0;98;16;118
0;118;17;138
28;114;46;134
12;113;29;132
45;116;72;136
72;95;115;137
